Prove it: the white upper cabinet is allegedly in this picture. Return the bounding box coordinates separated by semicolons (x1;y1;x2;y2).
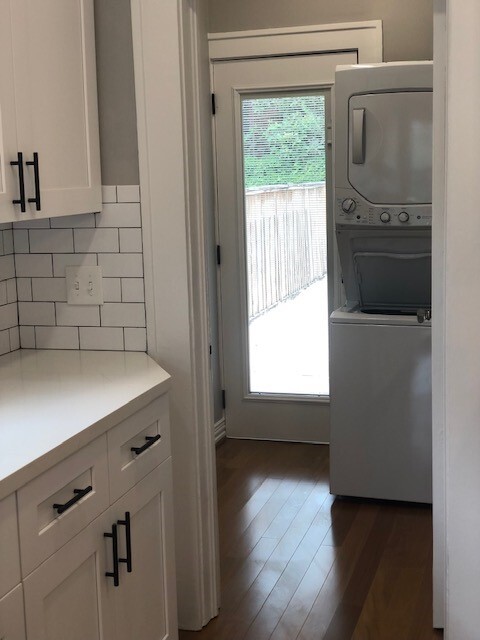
0;0;20;222
0;0;101;223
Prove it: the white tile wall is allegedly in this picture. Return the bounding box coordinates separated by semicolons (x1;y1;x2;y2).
9;186;147;353
79;326;125;351
0;224;19;355
121;278;145;303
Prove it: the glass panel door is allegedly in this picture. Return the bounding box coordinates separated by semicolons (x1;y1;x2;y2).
241;94;329;396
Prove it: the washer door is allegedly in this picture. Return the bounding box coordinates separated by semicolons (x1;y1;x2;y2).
348;91;432;205
353;251;431;312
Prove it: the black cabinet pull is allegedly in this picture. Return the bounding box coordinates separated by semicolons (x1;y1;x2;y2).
130;434;161;456
10;152;26;213
104;523;120;587
52;485;93;515
26;152;41;211
117;511;132;573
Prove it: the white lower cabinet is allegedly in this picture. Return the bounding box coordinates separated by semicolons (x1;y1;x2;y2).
23;459;177;640
23;510;116;640
0;585;26;640
111;459;177;640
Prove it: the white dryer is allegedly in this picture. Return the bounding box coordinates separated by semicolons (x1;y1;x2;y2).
330;62;433;503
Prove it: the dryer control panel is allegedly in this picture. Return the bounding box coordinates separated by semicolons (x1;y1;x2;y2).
335;188;432;228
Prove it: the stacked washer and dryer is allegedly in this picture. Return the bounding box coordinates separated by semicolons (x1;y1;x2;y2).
330;62;433;503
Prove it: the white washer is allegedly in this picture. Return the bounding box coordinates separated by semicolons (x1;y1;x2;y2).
330;62;433;503
330;307;432;503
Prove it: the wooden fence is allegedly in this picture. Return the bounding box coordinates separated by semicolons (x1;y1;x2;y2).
245;183;327;320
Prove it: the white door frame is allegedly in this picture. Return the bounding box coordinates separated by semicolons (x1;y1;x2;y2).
130;7;382;630
208;20;383;62
432;1;446;629
439;1;480;637
130;0;218;630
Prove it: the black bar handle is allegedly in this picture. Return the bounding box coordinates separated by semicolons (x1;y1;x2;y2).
104;524;120;587
130;434;161;456
117;511;132;573
53;485;93;515
10;152;26;213
26;152;41;211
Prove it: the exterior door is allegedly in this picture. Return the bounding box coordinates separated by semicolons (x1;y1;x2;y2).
213;52;356;442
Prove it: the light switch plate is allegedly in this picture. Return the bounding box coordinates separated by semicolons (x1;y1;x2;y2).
66;266;104;305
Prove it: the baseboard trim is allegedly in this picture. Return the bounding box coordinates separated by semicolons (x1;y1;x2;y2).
214;418;226;445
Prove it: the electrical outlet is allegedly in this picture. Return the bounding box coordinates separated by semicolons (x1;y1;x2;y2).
66;266;104;305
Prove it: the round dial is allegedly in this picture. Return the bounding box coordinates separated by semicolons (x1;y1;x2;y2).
380;211;391;223
398;211;410;223
341;198;357;214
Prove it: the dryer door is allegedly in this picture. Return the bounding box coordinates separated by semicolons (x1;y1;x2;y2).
348;91;432;205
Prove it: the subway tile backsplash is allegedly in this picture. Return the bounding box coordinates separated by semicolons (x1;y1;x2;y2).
0;186;147;355
0;224;19;355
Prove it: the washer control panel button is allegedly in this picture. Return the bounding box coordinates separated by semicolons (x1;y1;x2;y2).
398;211;410;223
341;198;357;214
380;211;391;223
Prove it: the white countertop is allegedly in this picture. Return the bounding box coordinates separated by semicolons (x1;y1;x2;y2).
0;349;171;500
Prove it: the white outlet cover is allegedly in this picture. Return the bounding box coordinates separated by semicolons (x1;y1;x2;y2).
66;266;104;305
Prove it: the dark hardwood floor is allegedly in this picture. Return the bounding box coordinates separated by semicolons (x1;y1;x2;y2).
180;439;442;640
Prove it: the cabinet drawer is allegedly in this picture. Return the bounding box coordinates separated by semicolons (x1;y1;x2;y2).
107;395;170;503
17;435;109;577
0;494;21;599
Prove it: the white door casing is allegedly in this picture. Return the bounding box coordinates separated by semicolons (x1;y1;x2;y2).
432;0;446;629
130;0;219;629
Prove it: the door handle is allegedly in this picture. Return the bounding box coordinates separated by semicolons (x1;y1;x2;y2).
52;485;93;515
131;434;161;455
104;523;120;587
117;511;133;573
26;152;41;211
10;152;26;212
352;108;365;164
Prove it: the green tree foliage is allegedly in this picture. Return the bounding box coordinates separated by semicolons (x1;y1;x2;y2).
242;95;326;189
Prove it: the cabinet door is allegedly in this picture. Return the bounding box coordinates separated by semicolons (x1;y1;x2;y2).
0;0;20;221
112;460;178;640
0;585;26;640
0;494;21;600
11;0;101;220
23;511;116;640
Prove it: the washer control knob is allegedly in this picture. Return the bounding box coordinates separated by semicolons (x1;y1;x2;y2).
380;211;391;223
398;211;410;223
341;198;357;214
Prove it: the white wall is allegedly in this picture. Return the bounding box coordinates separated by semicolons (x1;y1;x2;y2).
208;0;433;62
